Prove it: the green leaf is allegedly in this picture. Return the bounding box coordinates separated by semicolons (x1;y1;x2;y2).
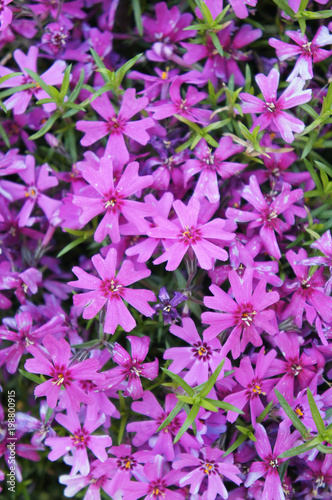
304;158;323;191
71;339;102;349
0;122;10;148
275;390;309;438
236;425;256;441
132;0;143;36
198;359;225;398
115;52;144;88
307;388;325;435
156;400;185;432
210;31;224;57
90;49;109;83
174;114;202;134
173;404;200;443
278;439;322;459
44;406;54;425
29;112;60;140
0;83;36;100
68;68;85;103
222;432;247;457
301;9;332;18
278;459;289;482
19;369;43;385
301;131;319;159
204;398;244;414
161;367;195;396
199;399;219;412
256;401;274;424
315;160;332;178
0;72;23;85
59;64;72;101
316;444;332;454
272;0;295;16
24;68;59;100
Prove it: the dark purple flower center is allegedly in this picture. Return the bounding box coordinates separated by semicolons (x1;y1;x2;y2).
51;364;72;386
246;377;265;399
116;455;137;470
100;278;123;299
157;413;180;434
107;117;125;134
291;363;302;376
191;341;212;361
71;427;90;448
200;459;219;475
103;190;124;211
148;480;167;498
179;226;201;245
236;304;257;327
294;404;304;419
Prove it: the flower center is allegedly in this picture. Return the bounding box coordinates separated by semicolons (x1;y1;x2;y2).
269;458;279;468
266;102;276;113
201;460;218;475
117;456;137;470
241;310;257;326
100;278;123;298
192;341;212;361
179;99;188;111
25;186;38;199
302;41;312;53
291;364;302;376
71;428;90;448
51;365;71;386
294;404;304;418
179;226;201;245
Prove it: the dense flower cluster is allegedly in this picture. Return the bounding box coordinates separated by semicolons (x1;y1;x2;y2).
0;1;331;500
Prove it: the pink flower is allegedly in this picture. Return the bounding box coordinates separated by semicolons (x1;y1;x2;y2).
0;0;13;31
100;336;159;399
148;196;235;271
24;335;105;411
239;68;312;142
76;89;154;164
270;27;332;81
68;248;156;335
72;156;154;243
202;268;280;359
45;408;112;476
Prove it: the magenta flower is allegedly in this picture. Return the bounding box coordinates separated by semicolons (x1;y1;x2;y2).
0;45;66;114
24;335;105;411
126;391;201;461
76;89;154;163
68;248;156;335
223;347;278;426
149;76;210;125
226;175;306;259
229;0;257;19
270;27;332;81
239;68;312;142
164;317;224;386
100;336;159;399
182;137;247;203
0;311;66;374
299;231;332;295
148;196;235;271
0;0;13;31
245;424;299;500
122;454;184;500
202;268;279;359
173;447;242;499
45;409;112;476
72;156;153;243
0;155;61;227
281;249;332;337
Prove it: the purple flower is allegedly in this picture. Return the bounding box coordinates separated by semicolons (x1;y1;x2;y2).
202;268;279;359
24;335;105;411
164;317;225;386
68;248;156;335
239;68;312;142
173;447;242;499
0;155;61;227
0;0;13;31
45;409;112;476
99;336;159;399
76;89;154;164
223;347;278;426
153;286;187;324
270;27;332;81
226;175;306;259
72;157;154;243
229;0;257;19
299;231;332;295
148;196;235;271
182;137;247;203
245;423;299;500
0;45;66;114
122;454;184;500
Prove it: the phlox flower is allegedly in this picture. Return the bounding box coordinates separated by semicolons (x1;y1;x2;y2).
45;409;112;476
0;311;66;374
299;230;332;295
270;27;332;81
164;317;225;386
172;447;242;499
239;68;312;143
0;0;13;31
223;347;278;426
99;336;159;400
202;268;279;359
182;137;247;203
68;248;156;335
245;423;299;500
226;175;306;259
72;156;154;243
0;155;61;227
0;45;66;114
24;334;105;411
76;89;154;164
148;196;235;271
126;391;201;461
153;286;187;324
